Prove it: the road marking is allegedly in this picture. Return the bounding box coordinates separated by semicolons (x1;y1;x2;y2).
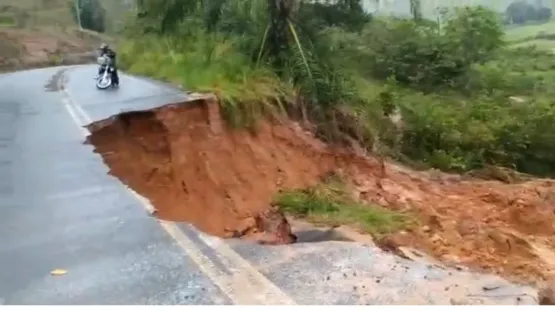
73;101;92;124
57;68;295;305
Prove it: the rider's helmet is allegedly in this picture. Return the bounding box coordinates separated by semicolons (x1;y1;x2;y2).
100;43;109;52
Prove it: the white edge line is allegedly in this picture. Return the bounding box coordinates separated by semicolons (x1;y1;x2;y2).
57;68;295;305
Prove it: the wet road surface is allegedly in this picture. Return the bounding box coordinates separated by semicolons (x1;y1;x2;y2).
0;65;540;304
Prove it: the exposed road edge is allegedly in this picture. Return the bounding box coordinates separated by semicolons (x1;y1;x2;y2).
55;67;295;305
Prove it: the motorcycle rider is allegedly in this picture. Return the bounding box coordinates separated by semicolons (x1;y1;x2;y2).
97;43;119;87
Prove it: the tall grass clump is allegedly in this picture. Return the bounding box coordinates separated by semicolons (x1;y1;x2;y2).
273;174;413;236
120;29;294;127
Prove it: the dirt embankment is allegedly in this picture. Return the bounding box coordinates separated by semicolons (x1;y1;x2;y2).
0;28;106;72
86;96;555;284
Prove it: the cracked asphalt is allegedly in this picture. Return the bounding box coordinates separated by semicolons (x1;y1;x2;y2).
0;65;540;305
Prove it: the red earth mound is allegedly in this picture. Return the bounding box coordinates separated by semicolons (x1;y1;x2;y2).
87;95;555;284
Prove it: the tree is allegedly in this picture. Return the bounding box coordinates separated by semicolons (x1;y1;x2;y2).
71;0;106;32
444;6;504;65
298;0;371;32
409;0;422;21
506;0;552;24
536;6;552;21
364;6;504;89
506;1;531;24
133;0;369;62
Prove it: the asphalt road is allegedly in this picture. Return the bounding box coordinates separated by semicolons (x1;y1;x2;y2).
0;65;540;305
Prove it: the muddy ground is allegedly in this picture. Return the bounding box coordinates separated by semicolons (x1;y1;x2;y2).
86;95;555;286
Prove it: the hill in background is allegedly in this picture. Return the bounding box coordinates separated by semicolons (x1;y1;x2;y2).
0;0;129;71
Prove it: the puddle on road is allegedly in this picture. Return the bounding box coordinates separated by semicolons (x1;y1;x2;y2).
295;228;354;243
44;69;67;92
290;220;356;243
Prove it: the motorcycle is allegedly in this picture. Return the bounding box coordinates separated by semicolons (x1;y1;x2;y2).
95;55;118;89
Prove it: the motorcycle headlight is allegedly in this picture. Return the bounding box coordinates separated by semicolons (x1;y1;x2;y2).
97;57;107;65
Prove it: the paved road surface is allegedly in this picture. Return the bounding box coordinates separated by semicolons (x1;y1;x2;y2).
0;65;540;305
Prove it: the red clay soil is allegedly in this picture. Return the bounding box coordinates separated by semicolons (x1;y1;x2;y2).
86;96;555;285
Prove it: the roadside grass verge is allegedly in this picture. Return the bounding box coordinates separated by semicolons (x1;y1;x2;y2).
273;175;414;237
119;34;295;128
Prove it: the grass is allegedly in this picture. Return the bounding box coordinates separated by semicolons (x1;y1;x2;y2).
0;14;16;27
509;39;555;51
505;20;555;42
503;21;555;52
120;33;295;128
273;175;413;236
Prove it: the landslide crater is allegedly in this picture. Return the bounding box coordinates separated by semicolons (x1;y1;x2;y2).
86;95;555;283
85;96;347;244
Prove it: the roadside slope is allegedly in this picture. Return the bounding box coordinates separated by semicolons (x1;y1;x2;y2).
85;95;555;285
0;27;111;72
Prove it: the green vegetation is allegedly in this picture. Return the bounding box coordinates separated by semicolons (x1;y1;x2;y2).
506;20;555;42
505;0;552;25
273;175;412;235
0;14;16;26
120;33;294;128
504;7;555;52
119;0;555;177
70;0;106;33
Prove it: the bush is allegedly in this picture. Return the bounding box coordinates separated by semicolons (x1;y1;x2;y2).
0;14;15;27
362;18;461;89
394;85;555;175
297;0;372;32
362;7;503;91
71;0;106;33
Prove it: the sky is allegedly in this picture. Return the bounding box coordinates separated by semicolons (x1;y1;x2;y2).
361;0;555;17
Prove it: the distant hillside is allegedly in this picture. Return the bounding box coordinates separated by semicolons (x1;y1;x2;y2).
0;0;132;33
0;0;75;28
0;0;123;72
364;0;555;18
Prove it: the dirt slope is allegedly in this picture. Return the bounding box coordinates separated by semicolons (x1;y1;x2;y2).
0;28;109;71
86;96;555;285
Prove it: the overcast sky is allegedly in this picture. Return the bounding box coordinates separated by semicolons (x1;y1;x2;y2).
361;0;555;17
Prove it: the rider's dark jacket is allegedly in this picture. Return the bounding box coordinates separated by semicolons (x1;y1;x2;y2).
100;49;117;67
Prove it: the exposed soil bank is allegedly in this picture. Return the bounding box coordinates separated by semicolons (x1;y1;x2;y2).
87;95;555;284
0;28;100;73
86;96;342;244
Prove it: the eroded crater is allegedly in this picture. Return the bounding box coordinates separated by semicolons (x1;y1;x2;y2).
86;96;344;244
86;95;555;284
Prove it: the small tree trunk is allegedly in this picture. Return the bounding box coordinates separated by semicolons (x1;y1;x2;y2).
410;0;422;21
266;0;296;71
